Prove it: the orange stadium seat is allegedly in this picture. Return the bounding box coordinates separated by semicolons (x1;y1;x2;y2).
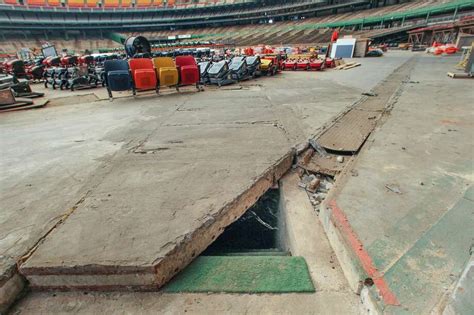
136;0;151;7
167;0;175;6
26;0;46;6
121;0;132;7
68;0;85;7
86;0;97;7
47;0;61;6
154;0;163;6
4;0;18;4
103;0;119;7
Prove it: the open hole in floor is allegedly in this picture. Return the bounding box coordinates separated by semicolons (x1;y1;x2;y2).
202;188;289;256
163;185;315;293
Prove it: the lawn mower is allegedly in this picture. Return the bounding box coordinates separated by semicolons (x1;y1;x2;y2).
43;56;61;89
325;57;336;68
26;62;45;82
261;55;283;75
245;56;261;77
309;59;325;71
198;61;212;85
208;60;235;86
229;56;250;81
296;59;311;70
283;59;297;71
0;74;44;98
3;59;28;79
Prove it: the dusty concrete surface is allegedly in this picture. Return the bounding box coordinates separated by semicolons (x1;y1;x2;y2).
328;54;474;313
1;52;413;310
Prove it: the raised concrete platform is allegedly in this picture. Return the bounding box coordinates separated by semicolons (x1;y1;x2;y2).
321;54;474;313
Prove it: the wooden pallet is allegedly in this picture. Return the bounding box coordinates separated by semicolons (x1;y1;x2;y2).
334;61;361;70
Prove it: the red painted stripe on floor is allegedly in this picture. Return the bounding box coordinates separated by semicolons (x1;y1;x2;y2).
329;199;400;306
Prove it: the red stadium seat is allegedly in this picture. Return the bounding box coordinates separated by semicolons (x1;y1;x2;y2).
175;55;200;89
129;58;157;93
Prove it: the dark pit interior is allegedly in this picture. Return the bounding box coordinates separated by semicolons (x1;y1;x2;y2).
202;188;289;256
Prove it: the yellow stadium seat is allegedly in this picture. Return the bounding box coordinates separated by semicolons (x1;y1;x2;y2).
26;0;46;6
152;57;179;88
136;0;151;6
121;0;131;7
68;0;85;7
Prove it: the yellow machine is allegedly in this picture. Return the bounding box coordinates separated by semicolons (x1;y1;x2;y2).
259;58;273;72
152;57;179;88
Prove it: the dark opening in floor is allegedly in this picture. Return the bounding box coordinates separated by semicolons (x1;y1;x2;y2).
202;188;288;256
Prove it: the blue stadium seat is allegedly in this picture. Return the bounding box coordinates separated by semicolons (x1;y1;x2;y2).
104;59;132;100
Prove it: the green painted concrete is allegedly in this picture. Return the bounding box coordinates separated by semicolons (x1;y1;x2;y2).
384;186;474;314
163;256;315;293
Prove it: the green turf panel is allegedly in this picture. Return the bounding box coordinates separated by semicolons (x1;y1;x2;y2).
163;256;315;293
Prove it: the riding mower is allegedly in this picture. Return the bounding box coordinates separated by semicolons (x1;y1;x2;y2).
198;61;212;85
283;59;297;71
26;63;45;82
208;60;235;86
4;59;28;79
245;56;261;77
325;57;336;68
260;55;283;75
309;59;325;71
43;56;62;89
1;58;44;98
0;74;44;98
296;59;310;71
229;56;250;81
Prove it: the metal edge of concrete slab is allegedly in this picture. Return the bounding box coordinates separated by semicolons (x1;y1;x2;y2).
19;150;295;292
